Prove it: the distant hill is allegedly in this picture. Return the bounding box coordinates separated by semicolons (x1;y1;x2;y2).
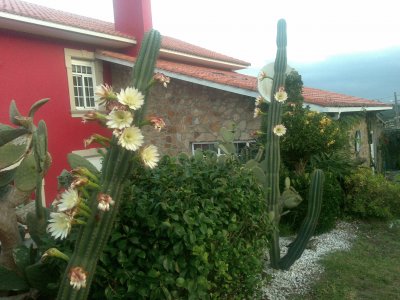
240;47;400;103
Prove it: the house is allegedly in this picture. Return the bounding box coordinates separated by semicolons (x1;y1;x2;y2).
0;0;391;203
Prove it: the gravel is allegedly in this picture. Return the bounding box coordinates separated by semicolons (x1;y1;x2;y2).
262;222;358;300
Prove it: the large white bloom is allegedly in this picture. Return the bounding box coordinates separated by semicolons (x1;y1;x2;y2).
274;89;288;103
106;110;133;129
57;189;80;212
47;212;73;240
69;266;88;290
273;124;287;137
141;145;160;169
117;87;144;110
118;126;144;151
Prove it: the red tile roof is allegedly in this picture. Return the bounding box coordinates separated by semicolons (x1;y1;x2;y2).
161;36;250;67
98;50;390;109
0;0;250;66
302;87;389;107
0;0;132;38
98;50;256;90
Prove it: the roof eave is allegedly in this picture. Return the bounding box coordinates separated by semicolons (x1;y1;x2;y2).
0;12;136;48
305;103;393;113
95;52;257;97
159;48;250;71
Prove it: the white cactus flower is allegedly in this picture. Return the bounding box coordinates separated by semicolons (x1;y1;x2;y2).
106;109;133;129
117;87;144;110
273;124;287;136
118;126;144;151
47;212;73;240
141;145;160;169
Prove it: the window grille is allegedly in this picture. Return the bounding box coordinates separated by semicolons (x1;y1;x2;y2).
191;141;255;155
71;60;96;109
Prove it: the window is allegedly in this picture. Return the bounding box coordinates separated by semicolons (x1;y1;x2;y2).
64;49;104;117
72;60;96;109
191;141;255;155
355;130;361;153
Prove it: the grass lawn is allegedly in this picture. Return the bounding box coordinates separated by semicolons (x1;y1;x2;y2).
291;220;400;300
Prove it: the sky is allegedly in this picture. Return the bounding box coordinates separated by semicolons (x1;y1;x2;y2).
23;0;400;66
20;0;400;101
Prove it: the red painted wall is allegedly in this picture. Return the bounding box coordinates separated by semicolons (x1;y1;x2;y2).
0;30;111;205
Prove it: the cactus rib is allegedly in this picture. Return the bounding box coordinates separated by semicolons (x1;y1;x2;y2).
56;30;161;300
259;19;325;270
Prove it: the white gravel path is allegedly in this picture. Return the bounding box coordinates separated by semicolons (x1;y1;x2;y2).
262;221;358;300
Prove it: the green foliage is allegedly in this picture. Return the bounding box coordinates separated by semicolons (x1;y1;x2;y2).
281;171;344;234
278;169;324;270
285;70;304;105
344;168;400;219
0;244;61;297
281;105;348;171
92;153;270;299
380;131;400;170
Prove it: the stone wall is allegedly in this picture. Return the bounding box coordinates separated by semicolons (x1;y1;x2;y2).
111;64;385;168
346;113;385;171
111;64;260;156
349;119;370;164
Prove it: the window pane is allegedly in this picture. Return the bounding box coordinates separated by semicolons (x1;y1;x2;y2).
192;143;217;153
72;62;96;109
84;77;95;108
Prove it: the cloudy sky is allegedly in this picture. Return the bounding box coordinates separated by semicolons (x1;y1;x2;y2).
19;0;400;101
24;0;400;67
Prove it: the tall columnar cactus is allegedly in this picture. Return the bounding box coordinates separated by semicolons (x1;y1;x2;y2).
252;19;325;270
56;30;162;299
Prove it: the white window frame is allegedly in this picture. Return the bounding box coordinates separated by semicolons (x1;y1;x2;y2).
191;141;255;155
71;60;96;110
64;49;104;117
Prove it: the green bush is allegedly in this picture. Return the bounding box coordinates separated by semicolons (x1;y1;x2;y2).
281;105;349;171
344;168;400;219
91;152;270;299
280;171;344;234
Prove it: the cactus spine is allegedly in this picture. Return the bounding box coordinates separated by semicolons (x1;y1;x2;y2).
56;30;161;299
258;19;325;270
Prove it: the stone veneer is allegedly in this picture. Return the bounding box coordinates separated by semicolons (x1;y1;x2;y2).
111;64;260;156
111;64;384;168
344;112;385;171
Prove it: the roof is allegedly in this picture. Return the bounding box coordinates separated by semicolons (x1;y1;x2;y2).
0;0;250;68
0;0;130;38
97;50;256;95
160;36;250;67
96;49;392;111
302;87;390;108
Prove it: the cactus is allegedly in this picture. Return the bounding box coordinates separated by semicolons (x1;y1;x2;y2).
0;99;51;270
55;30;162;299
249;19;325;270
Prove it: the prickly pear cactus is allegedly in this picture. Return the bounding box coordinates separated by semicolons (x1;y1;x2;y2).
0;99;51;270
55;30;163;299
